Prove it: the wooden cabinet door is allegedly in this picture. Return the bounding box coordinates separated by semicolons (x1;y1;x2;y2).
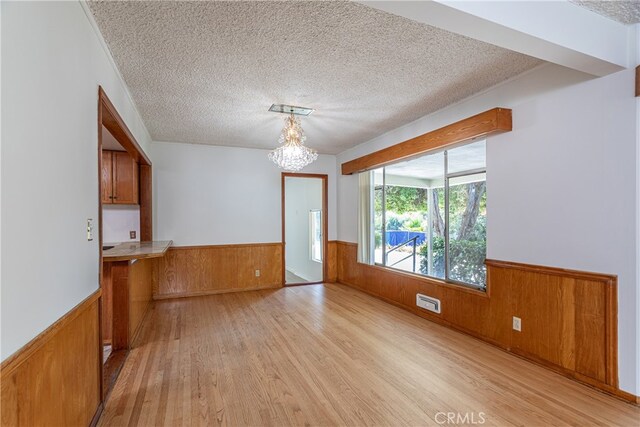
101;151;113;204
113;151;139;204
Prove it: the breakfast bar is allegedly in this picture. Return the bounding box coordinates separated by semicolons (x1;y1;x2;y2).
102;240;172;350
101;241;172;391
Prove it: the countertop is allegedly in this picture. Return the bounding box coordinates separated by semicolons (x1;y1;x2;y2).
102;240;173;262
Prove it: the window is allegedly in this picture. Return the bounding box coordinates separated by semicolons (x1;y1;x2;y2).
310;210;322;262
363;140;486;289
374;170;384;264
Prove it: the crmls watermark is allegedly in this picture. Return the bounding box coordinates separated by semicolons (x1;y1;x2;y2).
434;411;486;425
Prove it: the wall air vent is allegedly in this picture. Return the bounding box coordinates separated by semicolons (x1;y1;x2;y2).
416;294;441;314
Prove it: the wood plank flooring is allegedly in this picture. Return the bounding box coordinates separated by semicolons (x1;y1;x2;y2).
99;283;639;426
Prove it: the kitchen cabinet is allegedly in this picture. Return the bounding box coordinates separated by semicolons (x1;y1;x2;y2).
102;150;139;205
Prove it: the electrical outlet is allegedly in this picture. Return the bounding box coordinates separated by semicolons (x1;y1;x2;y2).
130;230;136;239
87;219;94;241
255;269;261;277
512;316;522;332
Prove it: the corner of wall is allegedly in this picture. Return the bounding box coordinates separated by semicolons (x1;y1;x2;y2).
633;22;640;396
78;1;154;155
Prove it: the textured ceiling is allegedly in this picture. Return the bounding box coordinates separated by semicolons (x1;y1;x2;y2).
88;1;541;154
571;1;640;24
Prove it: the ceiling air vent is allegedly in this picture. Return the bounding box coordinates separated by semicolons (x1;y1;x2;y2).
416;294;441;314
268;104;314;116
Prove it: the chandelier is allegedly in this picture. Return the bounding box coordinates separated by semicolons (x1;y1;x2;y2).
268;113;318;172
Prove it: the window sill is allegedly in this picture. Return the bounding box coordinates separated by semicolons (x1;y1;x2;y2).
359;262;490;298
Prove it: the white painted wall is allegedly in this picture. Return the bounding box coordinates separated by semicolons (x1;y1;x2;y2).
1;2;152;360
337;63;639;394
151;141;337;246
634;23;640;396
102;206;140;244
284;177;323;282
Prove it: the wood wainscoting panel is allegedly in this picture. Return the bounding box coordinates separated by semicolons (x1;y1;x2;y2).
153;243;283;299
1;291;101;427
335;241;623;399
129;258;153;346
104;259;154;350
110;261;130;351
490;259;617;388
509;269;568;368
574;279;607;383
327;240;338;282
102;262;113;344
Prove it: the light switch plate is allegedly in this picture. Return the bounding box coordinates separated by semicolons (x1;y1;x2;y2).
255;270;261;277
87;219;94;241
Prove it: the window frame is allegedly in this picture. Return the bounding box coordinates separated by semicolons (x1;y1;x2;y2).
371;145;487;291
444;151;487;289
309;209;323;263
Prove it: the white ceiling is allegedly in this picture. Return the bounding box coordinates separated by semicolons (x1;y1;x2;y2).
383;140;485;181
88;1;541;154
571;1;640;24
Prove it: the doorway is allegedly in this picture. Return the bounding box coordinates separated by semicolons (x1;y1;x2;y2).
97;87;152;401
282;173;328;285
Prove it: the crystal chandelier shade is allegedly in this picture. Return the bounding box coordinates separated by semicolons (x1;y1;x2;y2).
268;113;318;172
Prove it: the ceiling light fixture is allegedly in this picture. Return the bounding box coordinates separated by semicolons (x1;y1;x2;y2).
268;105;317;172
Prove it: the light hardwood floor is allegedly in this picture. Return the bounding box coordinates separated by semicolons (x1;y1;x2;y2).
99;283;639;426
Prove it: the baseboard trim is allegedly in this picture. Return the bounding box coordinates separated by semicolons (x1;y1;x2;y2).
335;280;638;406
153;285;282;300
170;242;283;250
612;388;640;405
89;402;104;427
335;240;357;247
0;289;101;376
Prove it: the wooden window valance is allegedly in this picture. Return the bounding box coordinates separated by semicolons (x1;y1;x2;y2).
341;107;512;175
